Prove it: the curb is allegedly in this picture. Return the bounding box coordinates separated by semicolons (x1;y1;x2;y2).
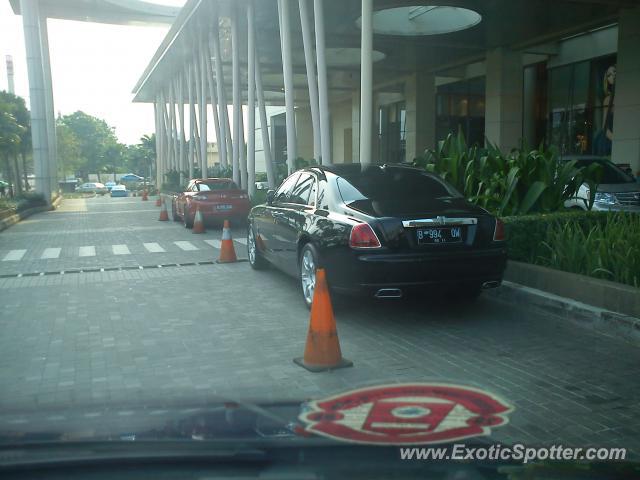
487;281;640;344
0;195;62;233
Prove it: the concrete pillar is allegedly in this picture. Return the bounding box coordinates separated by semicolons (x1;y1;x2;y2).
485;47;523;152
188;62;196;180
314;0;331;165
255;41;276;188
204;44;222;173
405;72;436;162
169;81;179;177
154;99;162;188
178;75;186;185
278;0;297;173
211;22;229;168
359;0;373;166
19;0;51;201
299;0;321;162
612;7;640;176
247;0;256;197
351;89;360;163
231;6;241;185
39;15;57;195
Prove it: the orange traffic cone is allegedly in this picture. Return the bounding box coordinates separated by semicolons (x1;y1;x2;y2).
294;269;353;372
158;197;169;221
217;220;237;263
142;190;148;201
192;207;205;234
155;196;161;207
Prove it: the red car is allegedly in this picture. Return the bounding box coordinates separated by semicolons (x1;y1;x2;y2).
172;178;250;228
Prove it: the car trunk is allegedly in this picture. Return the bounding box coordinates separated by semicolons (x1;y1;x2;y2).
345;197;495;252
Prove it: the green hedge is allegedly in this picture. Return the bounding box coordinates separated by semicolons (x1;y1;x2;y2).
0;193;47;216
504;211;640;287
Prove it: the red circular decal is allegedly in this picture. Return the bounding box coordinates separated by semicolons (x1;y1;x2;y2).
298;383;513;445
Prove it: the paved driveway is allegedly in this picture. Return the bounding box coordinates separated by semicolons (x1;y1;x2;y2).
0;195;638;455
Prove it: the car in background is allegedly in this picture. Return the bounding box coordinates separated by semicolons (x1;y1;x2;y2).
172;178;251;228
110;185;128;198
104;181;117;192
120;173;145;183
248;164;507;307
255;181;270;190
563;156;640;212
75;182;108;195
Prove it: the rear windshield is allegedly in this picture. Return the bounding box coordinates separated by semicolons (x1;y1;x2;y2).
575;159;635;184
337;168;461;204
198;182;238;191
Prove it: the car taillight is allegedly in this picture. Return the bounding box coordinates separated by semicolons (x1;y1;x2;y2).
350;223;381;249
493;218;505;241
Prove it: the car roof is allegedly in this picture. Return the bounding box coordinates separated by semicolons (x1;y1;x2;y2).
306;162;424;178
112;185;126;189
193;178;234;183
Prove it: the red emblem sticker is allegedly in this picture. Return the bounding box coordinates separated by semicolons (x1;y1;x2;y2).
298;383;513;445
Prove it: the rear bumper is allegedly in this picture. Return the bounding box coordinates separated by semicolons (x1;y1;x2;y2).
188;202;250;218
324;247;507;296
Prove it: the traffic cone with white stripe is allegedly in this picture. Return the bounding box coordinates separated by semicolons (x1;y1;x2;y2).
192;207;205;234
217;220;237;263
158;197;169;221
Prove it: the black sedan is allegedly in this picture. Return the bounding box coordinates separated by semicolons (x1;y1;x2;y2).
247;164;507;307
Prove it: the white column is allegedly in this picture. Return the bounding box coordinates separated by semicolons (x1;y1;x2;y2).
20;0;51;201
278;0;297;172
39;15;57;195
359;0;373;165
177;74;186;185
612;7;640;175
188;62;196;179
161;91;172;173
195;48;207;177
211;23;229;168
314;0;331;165
299;0;321;162
154;97;162;188
485;47;523;152
231;6;241;185
204;43;222;171
247;0;256;197
240;107;247;189
169;81;179;176
255;42;276;188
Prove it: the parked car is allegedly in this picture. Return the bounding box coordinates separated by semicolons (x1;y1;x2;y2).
562;156;640;212
75;182;108;195
172;178;251;228
255;181;270;191
247;164;507;307
104;181;117;192
120;173;145;183
110;185;128;197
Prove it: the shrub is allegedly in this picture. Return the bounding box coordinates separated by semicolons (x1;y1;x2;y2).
504;211;639;287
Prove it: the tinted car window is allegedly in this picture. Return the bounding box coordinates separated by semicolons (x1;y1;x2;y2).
199;182;237;191
575;159;634;184
289;173;315;205
274;173;299;204
337;168;460;203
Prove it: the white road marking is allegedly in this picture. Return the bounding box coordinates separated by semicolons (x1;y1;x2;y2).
41;248;61;259
174;241;198;251
112;244;131;255
78;246;96;257
2;249;26;261
204;239;221;249
235;238;247;246
143;242;165;253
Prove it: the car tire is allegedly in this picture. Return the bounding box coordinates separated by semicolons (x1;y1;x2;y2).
172;201;180;222
183;204;193;228
299;242;320;309
247;224;268;270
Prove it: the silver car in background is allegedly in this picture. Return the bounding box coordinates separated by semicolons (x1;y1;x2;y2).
563;156;640;212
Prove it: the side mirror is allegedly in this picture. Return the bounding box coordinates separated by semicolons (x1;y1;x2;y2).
266;189;276;205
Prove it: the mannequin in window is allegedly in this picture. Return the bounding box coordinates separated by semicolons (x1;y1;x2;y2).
594;65;615;156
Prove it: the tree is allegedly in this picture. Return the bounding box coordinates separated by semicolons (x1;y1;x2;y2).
58;111;120;180
0;91;29;195
56;122;82;179
124;134;156;177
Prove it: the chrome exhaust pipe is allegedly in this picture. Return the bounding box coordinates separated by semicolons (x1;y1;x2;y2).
375;288;403;299
482;281;500;289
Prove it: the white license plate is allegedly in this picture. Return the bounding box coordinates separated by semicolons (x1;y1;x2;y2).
416;227;463;244
216;204;233;210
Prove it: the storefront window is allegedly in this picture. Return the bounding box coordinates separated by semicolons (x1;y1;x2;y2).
377;101;406;163
546;55;616;156
436;77;485;146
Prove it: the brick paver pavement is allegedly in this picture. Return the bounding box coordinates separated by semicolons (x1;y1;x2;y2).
0;195;638;456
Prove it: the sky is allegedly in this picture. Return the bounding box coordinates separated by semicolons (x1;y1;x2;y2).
0;1;185;145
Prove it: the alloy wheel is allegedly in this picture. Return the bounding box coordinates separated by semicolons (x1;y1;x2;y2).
300;248;316;306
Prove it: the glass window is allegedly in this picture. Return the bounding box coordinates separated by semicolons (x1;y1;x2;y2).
289;173;315;205
198;182;237;191
273;173;299;204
